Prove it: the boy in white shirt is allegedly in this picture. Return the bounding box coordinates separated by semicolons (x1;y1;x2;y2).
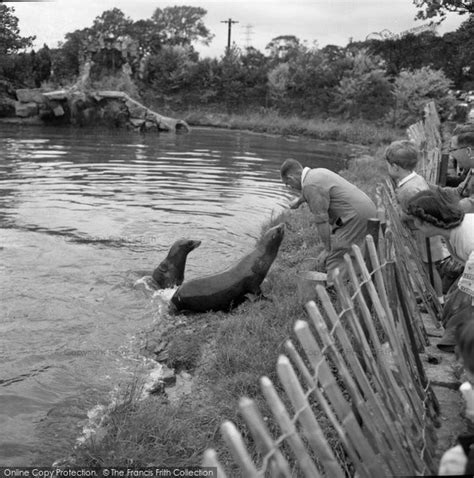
384;140;450;301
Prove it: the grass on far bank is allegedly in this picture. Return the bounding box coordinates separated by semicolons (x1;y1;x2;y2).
146;100;405;146
185;109;403;146
71;147;390;472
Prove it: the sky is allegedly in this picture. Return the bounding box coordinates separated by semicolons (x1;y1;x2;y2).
6;0;467;58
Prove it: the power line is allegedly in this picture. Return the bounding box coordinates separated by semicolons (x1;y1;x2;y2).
242;24;254;48
221;18;239;51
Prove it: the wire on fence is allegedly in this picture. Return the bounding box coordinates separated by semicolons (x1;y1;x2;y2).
203;102;445;476
203;224;440;477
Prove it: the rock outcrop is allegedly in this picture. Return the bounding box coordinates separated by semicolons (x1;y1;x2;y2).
7;88;189;133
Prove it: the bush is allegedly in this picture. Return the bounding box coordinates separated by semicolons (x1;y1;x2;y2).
388;66;456;127
334;50;394;120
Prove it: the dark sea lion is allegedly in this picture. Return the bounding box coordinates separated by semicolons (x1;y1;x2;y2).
152;239;201;289
171;223;285;313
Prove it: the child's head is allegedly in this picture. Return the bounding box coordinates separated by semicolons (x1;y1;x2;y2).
456;320;474;375
384;140;419;181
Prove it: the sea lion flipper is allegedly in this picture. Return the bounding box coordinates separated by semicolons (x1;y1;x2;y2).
245;290;269;302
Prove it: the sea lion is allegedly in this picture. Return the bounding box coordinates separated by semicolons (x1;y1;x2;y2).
152;239;201;289
171;223;285;313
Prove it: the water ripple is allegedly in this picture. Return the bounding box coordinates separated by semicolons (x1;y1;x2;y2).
0;124;348;465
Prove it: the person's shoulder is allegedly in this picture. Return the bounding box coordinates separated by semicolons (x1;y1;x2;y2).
306;168;334;181
310;168;333;175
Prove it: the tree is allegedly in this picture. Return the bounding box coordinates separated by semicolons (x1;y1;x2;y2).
335;50;393;120
52;28;91;81
143;45;197;93
267;62;290;104
32;44;52;86
368;31;443;76
151;6;213;47
413;0;474;21
265;35;301;61
91;8;132;38
450;15;474;89
128;19;162;56
0;5;35;55
389;66;456;126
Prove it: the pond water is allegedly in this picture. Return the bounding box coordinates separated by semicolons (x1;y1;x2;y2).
0;123;354;465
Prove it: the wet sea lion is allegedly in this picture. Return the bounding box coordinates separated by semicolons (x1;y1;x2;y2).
152;239;201;289
171;223;285;313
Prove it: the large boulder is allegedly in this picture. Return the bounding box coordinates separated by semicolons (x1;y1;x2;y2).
15;101;38;118
16;88;46;104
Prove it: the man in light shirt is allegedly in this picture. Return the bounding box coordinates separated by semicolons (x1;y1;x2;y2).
280;159;376;285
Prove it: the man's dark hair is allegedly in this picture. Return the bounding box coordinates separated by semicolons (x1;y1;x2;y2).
280;158;303;179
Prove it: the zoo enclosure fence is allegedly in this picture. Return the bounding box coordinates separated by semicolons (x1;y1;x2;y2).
200;103;446;477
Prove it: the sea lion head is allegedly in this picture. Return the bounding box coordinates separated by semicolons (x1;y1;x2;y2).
169;239;202;258
258;222;285;259
263;222;285;249
152;239;201;287
251;222;285;278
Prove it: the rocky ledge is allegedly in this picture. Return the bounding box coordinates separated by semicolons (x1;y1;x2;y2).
2;88;189;133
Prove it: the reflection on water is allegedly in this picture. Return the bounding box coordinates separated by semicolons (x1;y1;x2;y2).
0;124;349;465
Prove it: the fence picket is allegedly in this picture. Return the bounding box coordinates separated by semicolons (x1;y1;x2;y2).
260;376;322;478
294;320;389;477
220;421;259;477
201;449;229;478
277;355;346;478
239;397;292;478
304;300;412;475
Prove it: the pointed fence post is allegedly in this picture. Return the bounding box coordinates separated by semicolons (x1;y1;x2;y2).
260;376;322;478
277;355;346;478
202;449;228;478
220;421;259;477
239;397;292;478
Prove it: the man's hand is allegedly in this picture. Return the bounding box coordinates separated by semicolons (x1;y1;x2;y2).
289;195;305;209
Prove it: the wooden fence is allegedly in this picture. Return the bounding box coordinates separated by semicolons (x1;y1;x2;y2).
201;102;446;477
202;204;441;476
407;100;443;185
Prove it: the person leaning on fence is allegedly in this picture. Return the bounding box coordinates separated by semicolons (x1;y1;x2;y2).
405;188;474;353
384;140;450;302
280;159;377;286
447;131;474;213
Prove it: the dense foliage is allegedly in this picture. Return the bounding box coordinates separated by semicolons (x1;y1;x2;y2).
413;0;474;21
0;5;35;55
0;5;473;127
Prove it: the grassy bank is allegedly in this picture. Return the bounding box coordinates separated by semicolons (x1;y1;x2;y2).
183;109;402;145
143;99;404;146
71;152;389;471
